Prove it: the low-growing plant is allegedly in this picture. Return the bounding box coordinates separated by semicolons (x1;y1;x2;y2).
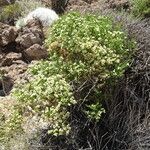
0;109;23;142
132;0;150;17
85;102;105;121
0;12;135;146
12;74;76;136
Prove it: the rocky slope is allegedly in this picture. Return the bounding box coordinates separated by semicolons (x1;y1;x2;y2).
0;19;48;96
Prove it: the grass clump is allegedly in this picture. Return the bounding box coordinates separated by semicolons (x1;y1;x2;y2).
0;0;44;24
0;12;135;146
15;0;45;17
0;3;21;22
132;0;150;17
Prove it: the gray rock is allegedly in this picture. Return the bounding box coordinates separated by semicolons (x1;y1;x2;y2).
0;23;18;46
0;52;22;67
15;18;44;50
23;44;48;61
0;76;13;96
0;0;15;6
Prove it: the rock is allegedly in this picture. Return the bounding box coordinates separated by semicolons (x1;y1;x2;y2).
12;59;27;65
15;19;44;50
0;19;46;96
23;44;48;61
26;18;43;28
108;0;129;10
16;32;42;49
0;36;3;46
0;52;22;67
0;0;15;6
1;61;28;82
0;48;3;56
0;51;5;64
1;57;12;67
0;23;18;46
0;76;14;96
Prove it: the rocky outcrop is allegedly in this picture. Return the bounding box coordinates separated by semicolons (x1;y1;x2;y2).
0;18;48;96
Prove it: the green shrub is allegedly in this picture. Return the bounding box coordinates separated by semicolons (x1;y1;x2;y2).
1;12;134;143
132;0;150;17
0;109;23;142
46;12;133;80
13;74;76;136
85;102;105;121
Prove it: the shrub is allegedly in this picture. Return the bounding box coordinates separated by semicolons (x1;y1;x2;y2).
13;73;76;136
132;0;150;17
46;12;133;80
1;12;134;145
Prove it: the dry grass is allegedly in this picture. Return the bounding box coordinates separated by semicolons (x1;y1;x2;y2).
0;96;16;118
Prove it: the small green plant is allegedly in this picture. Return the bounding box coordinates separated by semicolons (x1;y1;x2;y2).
0;109;23;142
132;0;150;17
85;103;105;121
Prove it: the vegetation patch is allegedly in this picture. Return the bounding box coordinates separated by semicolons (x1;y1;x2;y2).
132;0;150;17
0;12;135;148
0;0;44;24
